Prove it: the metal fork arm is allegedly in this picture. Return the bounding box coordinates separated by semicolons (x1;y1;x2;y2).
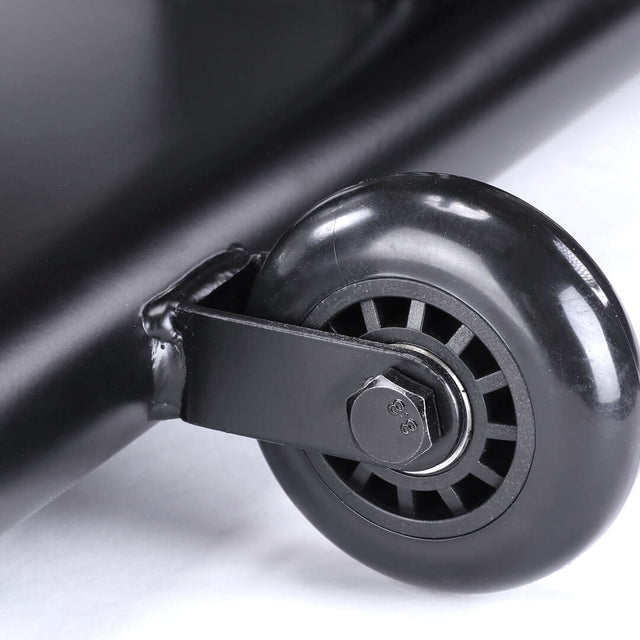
176;304;432;469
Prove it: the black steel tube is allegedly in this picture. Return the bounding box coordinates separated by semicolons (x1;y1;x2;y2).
1;0;639;533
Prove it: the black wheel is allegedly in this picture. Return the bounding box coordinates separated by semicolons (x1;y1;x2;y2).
247;173;640;592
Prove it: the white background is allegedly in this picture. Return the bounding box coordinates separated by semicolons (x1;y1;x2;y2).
2;57;640;640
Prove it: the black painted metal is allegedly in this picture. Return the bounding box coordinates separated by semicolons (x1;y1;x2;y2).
178;306;439;468
1;0;639;534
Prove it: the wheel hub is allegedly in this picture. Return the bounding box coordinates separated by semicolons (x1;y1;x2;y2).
302;278;535;539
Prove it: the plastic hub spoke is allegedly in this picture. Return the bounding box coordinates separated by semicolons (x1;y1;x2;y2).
438;487;465;517
406;299;426;331
349;464;373;491
446;324;474;355
360;299;381;332
397;487;416;516
473;463;504;489
486;423;518;441
477;371;508;394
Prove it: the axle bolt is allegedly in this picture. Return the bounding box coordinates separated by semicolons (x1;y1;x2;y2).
346;369;438;466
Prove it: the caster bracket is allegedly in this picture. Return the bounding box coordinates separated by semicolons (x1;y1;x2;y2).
142;246;442;469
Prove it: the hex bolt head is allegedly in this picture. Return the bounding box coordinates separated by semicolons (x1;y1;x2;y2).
346;369;437;466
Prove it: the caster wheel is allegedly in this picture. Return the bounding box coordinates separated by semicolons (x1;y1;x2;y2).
247;173;640;592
